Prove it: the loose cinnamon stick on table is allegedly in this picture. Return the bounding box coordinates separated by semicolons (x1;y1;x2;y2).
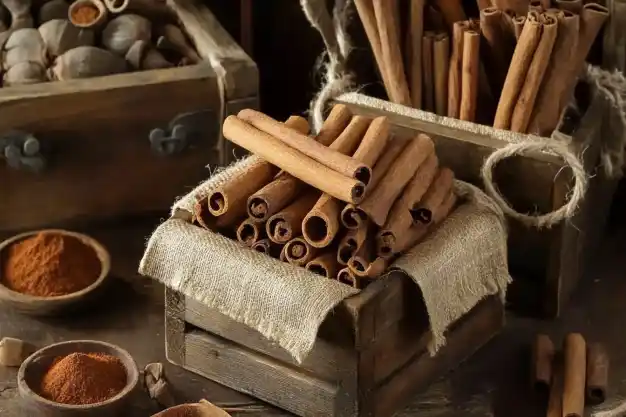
422;31;436;113
480;7;515;92
306;252;341;278
408;0;425;108
267;190;320;244
236;217;265;246
513;15;527;40
377;153;439;257
238;109;372;185
510;13;558;133
556;0;582;12
433;33;450;116
586;343;609;405
337;221;370;265
448;21;466;119
284;237;320;266
460;30;480;122
493;11;542;130
410;167;455;224
359;134;435;227
531;334;555;397
222;116;366;204
372;0;411;106
527;11;579;136
434;0;467;28
341;139;407;229
563;333;586;417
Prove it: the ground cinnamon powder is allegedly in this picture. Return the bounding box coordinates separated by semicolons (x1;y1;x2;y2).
161;407;201;417
40;352;127;405
71;4;99;24
1;232;101;297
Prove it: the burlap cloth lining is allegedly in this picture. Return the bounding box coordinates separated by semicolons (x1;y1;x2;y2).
139;156;511;363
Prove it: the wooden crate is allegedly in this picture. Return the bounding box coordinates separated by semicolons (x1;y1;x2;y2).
166;272;504;417
0;0;258;233
336;92;617;318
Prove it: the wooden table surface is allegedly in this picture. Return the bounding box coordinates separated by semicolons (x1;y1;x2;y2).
1;217;625;417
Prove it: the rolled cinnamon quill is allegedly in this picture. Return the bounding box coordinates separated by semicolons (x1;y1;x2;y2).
337;222;370;265
306;252;341;278
359;134;435;227
337;267;358;288
222;116;366;204
422;32;435;112
510;13;558;133
349;255;388;279
252;239;282;258
556;0;582;13
408;0;425;108
284;237;319;266
513;15;527;40
530;0;544;11
237;217;265;246
433;33;450;116
410;167;455;224
477;0;493;10
267;191;320;244
480;7;515;92
434;0;467;28
493;0;531;16
563;333;586;417
531;334;555;397
316;104;354;147
377;154;439;257
193;198;215;230
448;21;466;119
460;30;480;122
493;11;542;130
586;343;609;405
238;109;372;185
547;354;564;417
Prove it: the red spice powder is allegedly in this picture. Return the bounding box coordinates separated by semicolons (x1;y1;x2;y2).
1;232;101;297
40;352;127;405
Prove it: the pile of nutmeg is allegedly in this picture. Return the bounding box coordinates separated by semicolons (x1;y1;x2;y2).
0;0;200;87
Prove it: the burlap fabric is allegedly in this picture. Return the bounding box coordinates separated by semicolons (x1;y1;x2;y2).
139;155;511;362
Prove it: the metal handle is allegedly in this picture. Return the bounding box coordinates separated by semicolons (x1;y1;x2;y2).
149;110;216;157
0;131;46;173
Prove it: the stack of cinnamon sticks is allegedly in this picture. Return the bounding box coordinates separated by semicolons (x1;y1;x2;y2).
354;0;609;136
192;104;458;289
531;333;609;417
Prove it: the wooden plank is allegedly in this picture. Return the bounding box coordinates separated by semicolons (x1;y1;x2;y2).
373;296;504;417
184;297;353;383
165;288;186;365
184;330;338;417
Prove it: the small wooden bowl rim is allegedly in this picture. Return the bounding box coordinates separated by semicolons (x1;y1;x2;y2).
68;0;109;29
17;340;139;410
0;229;111;302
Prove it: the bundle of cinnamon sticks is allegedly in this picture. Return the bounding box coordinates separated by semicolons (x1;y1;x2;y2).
191;104;459;289
355;0;609;136
531;333;609;417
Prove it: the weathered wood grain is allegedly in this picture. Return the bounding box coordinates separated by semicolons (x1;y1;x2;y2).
165;288;186;365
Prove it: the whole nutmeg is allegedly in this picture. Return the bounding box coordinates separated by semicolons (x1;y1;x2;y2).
102;14;151;56
39;19;95;58
49;46;128;80
38;0;70;25
2;28;47;71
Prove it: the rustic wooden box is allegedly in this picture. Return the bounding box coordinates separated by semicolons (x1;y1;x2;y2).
336;91;616;318
0;0;258;233
166;272;504;417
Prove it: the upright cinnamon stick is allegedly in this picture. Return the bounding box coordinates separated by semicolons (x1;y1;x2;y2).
556;0;582;12
547;354;564;417
477;0;493;10
493;0;531;15
562;333;586;417
341;139;408;229
238;110;371;184
434;0;467;28
531;334;555;396
493;11;542;130
586;343;609;405
510;13;558;133
513;16;527;40
359;134;435;226
527;11;579;136
316;104;354;147
460;30;480;122
480;7;515;92
266;190;320;244
372;0;411;106
284;237;320;266
237;218;265;246
222;117;366;204
433;33;450;116
408;0;425;108
377;153;439;257
530;0;544;11
422;31;435;112
337;222;370;265
448;21;466;119
306;252;341;278
410;167;455;224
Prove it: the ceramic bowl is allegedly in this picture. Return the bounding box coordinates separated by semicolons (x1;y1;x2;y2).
0;229;111;316
18;340;139;417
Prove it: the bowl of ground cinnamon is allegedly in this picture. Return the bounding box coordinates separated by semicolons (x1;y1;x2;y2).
0;229;110;315
17;339;139;417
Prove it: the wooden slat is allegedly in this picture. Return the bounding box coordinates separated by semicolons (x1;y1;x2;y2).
184;330;338;416
165;288;186;365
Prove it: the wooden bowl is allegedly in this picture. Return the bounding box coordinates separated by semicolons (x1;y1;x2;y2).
17;340;139;417
0;229;111;316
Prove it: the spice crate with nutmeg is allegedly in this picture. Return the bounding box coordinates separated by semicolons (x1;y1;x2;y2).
0;0;258;233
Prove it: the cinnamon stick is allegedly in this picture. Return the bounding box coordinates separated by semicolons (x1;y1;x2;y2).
193;198;215;230
460;30;480;122
349;255;388;279
586;343;609;405
377;154;439;257
433;33;450;116
531;334;555;397
372;0;411;106
337;267;359;288
513;16;527;40
562;333;586;417
267;190;320;244
284;237;320;266
527;11;579;136
316;104;354;147
477;0;493;10
306;252;341;278
493;0;531;15
341;139;407;229
351;117;391;167
556;0;582;12
279;245;288;262
480;7;515;92
434;0;467;28
410;167;455;224
422;32;435;112
238;109;372;184
237;217;265;246
493;11;542;130
252;239;282;258
327;115;373;154
501;10;516;38
337;222;370;265
448;21;466;119
408;0;425;108
530;0;544;11
359;135;435;226
222;116;366;204
510;13;558;133
547;354;564;417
